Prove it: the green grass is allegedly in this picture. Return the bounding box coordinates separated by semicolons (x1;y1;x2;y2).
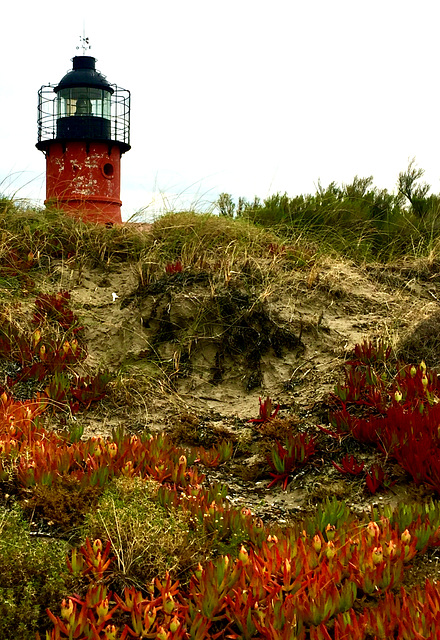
3;178;440;282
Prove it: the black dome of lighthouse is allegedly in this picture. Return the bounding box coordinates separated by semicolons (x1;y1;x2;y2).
37;54;130;154
55;56;114;93
53;56;115;142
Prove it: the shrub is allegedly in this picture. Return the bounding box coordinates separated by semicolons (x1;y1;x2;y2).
0;506;71;640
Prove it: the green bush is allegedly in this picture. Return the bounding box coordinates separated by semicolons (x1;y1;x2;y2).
0;507;71;640
219;164;440;261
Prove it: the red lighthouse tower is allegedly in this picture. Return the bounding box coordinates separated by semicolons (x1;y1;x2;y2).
36;55;130;224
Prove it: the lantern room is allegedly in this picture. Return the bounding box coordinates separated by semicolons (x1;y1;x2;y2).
36;55;130;225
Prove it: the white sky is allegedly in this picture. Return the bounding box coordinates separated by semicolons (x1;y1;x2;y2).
1;0;440;221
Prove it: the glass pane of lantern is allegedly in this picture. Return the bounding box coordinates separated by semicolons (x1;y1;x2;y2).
57;89;77;117
71;88;93;115
56;87;112;121
64;88;110;118
88;88;111;119
89;88;102;116
102;92;111;119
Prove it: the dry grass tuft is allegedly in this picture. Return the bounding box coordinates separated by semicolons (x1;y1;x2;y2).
397;310;440;367
83;476;204;589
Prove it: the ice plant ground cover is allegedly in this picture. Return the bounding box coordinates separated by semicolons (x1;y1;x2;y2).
326;341;440;495
3;345;440;638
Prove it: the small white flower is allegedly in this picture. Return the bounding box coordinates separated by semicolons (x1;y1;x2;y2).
112;292;119;302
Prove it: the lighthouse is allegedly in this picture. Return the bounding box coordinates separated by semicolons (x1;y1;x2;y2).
36;54;130;224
